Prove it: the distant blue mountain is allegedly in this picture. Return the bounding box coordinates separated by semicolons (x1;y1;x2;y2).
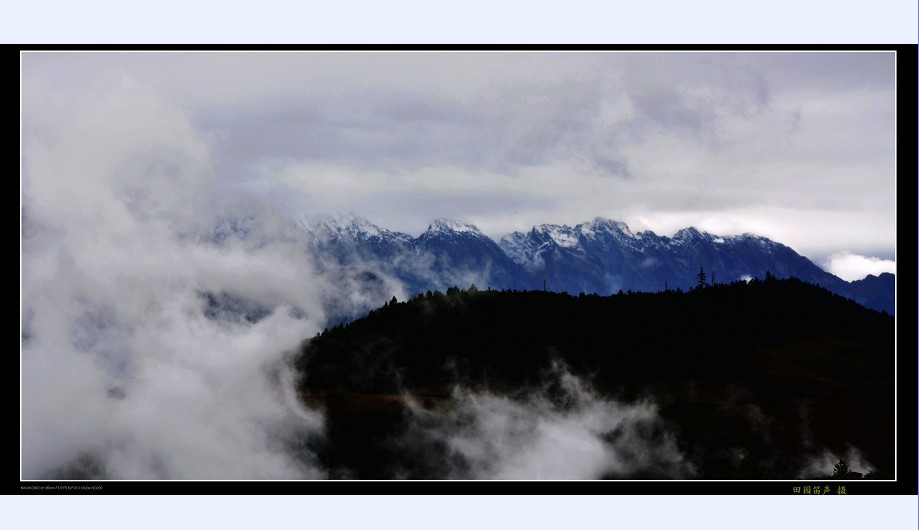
207;213;893;317
303;216;894;315
499;218;893;314
302;215;533;297
503;218;826;291
845;273;895;314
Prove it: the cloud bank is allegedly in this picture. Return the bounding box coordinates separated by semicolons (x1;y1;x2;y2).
823;252;896;282
23;73;688;481
23;52;895;262
399;364;693;480
21;77;327;479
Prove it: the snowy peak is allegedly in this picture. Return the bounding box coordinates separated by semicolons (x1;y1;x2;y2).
309;214;413;244
294;212;892;314
499;231;539;265
671;226;706;243
739;232;780;249
669;227;746;246
423;218;485;237
531;224;580;248
579;217;632;237
523;218;636;248
326;214;382;237
341;214;380;234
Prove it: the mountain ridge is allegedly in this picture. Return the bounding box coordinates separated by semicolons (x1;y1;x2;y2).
208;213;895;316
303;215;893;314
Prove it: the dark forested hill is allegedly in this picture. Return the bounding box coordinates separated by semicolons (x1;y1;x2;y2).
294;278;894;480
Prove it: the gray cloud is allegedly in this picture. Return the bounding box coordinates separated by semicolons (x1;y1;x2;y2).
22;52;893;266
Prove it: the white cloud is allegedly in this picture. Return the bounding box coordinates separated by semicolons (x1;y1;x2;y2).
22;54;895;257
401;364;693;480
187;51;891;260
824;252;896;282
21;75;328;479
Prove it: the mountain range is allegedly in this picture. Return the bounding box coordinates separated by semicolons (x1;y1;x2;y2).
203;213;894;318
297;215;894;316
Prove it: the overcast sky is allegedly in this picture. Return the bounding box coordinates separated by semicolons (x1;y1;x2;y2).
21;51;897;280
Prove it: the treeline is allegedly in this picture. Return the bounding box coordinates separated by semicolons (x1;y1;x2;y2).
296;275;892;394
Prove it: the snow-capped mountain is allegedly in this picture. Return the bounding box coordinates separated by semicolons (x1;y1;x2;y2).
416;219;534;292
499;218;890;313
304;214;415;264
324;216;893;314
303;216;533;295
500;218;673;295
205;213;894;318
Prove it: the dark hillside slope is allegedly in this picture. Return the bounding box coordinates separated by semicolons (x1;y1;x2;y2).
295;278;894;479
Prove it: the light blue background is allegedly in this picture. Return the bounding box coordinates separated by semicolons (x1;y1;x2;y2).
12;1;917;528
2;0;918;43
3;494;919;529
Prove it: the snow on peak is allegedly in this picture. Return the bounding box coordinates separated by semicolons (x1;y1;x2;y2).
307;214;417;244
672;227;705;242
669;228;777;248
315;214;382;237
579;217;632;238
547;227;579;248
531;224;580;248
426;218;483;236
592;217;630;230
344;216;381;237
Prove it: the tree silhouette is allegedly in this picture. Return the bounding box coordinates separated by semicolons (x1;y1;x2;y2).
696;267;707;289
832;459;850;478
831;458;864;479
